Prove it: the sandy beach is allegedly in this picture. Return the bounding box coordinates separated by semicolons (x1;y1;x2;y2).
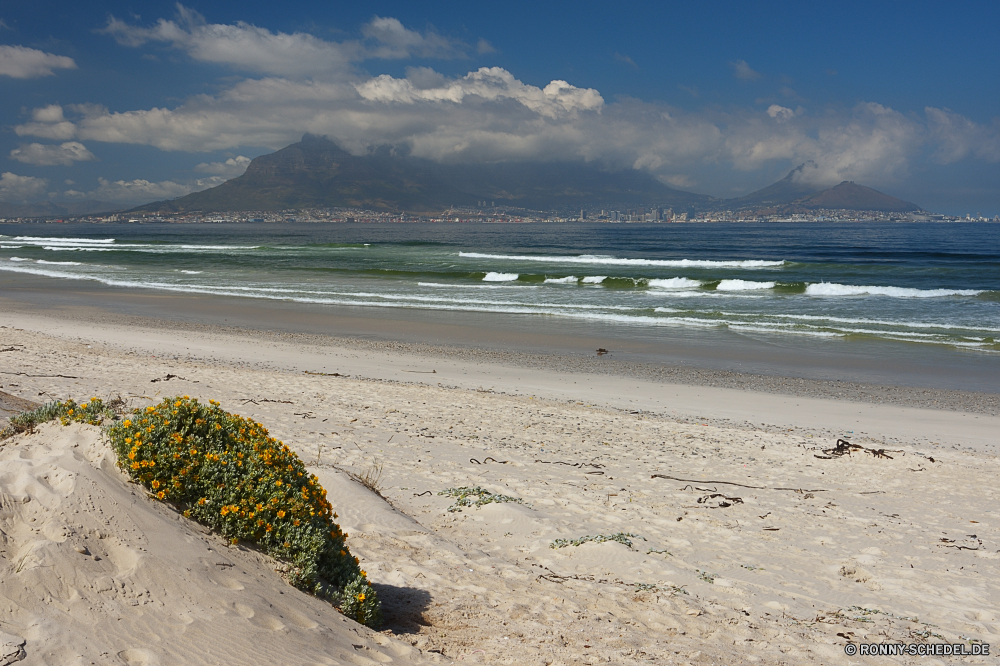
1;305;998;665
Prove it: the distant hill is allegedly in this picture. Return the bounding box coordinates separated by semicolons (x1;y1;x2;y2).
719;165;922;213
134;134;713;214
718;163;823;210
794;181;921;212
0;200;121;218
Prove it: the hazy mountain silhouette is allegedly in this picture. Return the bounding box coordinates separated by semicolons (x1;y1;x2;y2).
0;200;120;218
134;134;714;213
720;164;922;213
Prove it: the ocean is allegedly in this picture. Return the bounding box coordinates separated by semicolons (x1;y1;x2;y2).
1;221;998;356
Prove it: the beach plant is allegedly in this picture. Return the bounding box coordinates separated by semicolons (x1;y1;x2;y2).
438;486;530;512
1;397;112;440
103;396;381;627
550;532;645;549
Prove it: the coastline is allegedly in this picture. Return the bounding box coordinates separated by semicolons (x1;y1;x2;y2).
2;294;999;664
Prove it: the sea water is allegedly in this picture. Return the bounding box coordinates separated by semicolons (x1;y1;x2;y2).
1;221;998;354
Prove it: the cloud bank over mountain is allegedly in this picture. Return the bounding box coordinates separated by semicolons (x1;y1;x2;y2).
2;5;999;210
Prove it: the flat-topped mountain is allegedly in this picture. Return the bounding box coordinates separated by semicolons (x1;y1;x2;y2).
136;134;713;214
131;138;923;216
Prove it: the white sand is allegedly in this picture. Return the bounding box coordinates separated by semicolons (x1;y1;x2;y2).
1;315;998;665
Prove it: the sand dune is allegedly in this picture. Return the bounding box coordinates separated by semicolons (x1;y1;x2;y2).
1;319;998;664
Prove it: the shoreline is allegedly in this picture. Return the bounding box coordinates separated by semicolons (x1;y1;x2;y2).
1;316;998;664
2;296;999;664
3;302;999;451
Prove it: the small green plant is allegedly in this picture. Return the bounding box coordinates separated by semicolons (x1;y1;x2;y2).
438;486;529;512
741;564;763;571
647;548;672;556
696;569;718;584
550;532;645;549
1;397;112;440
104;396;381;627
632;582;687;595
339;572;383;627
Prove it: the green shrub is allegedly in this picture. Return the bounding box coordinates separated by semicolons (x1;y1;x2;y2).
104;396;381;627
1;397;112;440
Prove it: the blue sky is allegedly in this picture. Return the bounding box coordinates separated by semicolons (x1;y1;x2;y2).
1;0;998;214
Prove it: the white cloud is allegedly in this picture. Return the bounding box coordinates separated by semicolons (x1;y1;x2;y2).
0;172;49;203
0;44;76;78
14;105;77;140
362;16;465;59
925;106;1000;164
766;104;795;122
476;39;496;55
10;141;96;166
356;68;604;118
194;155;251;176
78;174;234;205
18;76;996;194
731;59;761;81
102;7;359;77
100;6;468;78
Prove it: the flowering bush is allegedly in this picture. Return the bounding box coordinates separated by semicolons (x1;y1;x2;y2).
104;396;381;627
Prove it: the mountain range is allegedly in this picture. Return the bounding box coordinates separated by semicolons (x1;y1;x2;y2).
0;199;121;218
127;133;919;215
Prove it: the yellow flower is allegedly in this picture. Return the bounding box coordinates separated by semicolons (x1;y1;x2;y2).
151;480;160;489
277;510;286;518
356;593;365;602
174;400;182;407
123;419;132;427
156;491;166;500
360;570;366;577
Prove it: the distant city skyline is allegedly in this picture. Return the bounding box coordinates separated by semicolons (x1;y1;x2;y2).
1;0;998;215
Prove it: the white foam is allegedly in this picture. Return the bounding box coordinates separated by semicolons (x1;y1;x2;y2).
14;236;114;244
181;270;203;274
0;245;23;249
483;272;519;282
417;282;538;290
581;276;607;284
8;257;31;262
715;279;776;291
36;260;81;266
805;282;983;298
458;252;785;268
543;276;577;284
647;277;702;290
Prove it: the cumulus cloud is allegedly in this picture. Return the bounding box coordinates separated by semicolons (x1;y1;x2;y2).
10;141;96;166
14;105;77;140
356;68;604;118
0;44;76;79
101;6;471;77
194;155;251;176
0;172;49;203
101;6;359;77
361;16;465;59
766;104;795;122
731;59;761;81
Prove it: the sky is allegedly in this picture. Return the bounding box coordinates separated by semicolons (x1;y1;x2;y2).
1;0;998;215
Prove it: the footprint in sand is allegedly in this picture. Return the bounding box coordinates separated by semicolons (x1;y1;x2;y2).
233;603;254;619
117;648;158;665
